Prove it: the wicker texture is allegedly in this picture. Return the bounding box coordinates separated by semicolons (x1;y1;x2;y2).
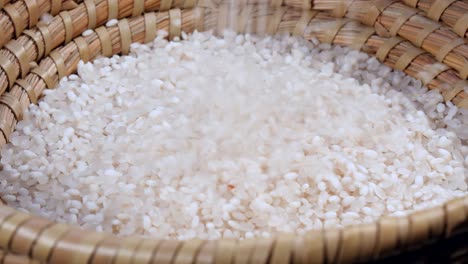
186;0;468;80
217;0;468;85
0;0;81;49
0;1;467;264
0;0;15;9
403;0;468;37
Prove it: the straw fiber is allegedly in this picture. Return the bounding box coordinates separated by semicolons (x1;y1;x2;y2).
0;1;466;263
198;0;468;80
402;0;468;37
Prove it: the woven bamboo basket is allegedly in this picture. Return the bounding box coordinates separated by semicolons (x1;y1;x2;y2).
0;0;467;263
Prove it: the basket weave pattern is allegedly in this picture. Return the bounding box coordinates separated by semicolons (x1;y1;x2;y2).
403;0;468;37
0;0;466;263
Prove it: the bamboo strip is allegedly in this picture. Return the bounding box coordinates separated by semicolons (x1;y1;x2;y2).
402;0;468;37
0;0;74;49
0;249;41;263
321;0;468;79
193;0;468;79
0;0;16;9
369;2;468;79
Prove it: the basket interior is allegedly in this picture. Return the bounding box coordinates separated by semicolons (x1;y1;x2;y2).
0;1;466;263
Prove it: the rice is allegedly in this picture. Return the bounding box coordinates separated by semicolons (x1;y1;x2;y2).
39;13;54;24
82;29;94;37
105;19;119;27
0;31;466;240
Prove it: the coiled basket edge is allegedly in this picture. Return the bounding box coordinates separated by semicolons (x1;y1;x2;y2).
0;0;466;263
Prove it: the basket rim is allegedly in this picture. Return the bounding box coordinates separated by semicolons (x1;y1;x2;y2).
0;2;466;264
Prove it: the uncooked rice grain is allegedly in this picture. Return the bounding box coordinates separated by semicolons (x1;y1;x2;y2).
39;13;54;24
106;19;119;27
0;31;466;240
82;29;94;37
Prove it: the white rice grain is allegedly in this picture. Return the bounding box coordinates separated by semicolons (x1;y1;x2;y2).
82;29;94;37
105;19;118;27
40;13;54;24
0;31;466;240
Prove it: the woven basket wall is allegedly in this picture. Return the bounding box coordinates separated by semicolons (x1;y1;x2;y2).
0;0;466;263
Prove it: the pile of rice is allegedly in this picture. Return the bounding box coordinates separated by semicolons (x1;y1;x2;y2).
0;31;466;240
